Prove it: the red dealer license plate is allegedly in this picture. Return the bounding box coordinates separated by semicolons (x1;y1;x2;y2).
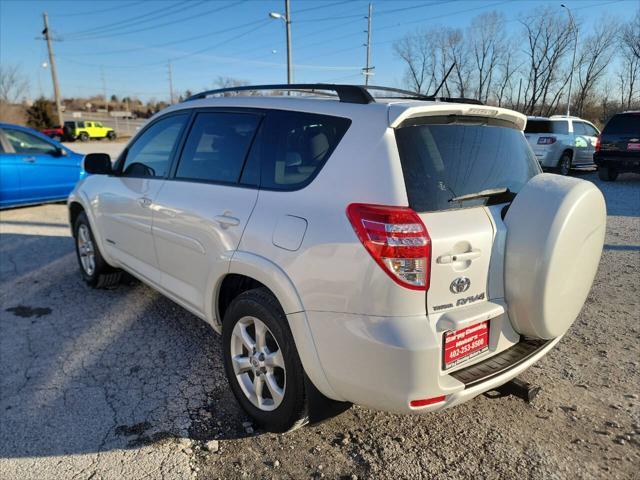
443;321;490;370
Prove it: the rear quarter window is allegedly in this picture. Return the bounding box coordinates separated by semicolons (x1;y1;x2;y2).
395;119;540;213
525;120;568;134
245;110;351;191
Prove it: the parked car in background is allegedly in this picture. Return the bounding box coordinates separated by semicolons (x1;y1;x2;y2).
69;84;605;432
41;125;67;142
524;115;600;175
64;120;116;142
594;111;640;181
0;123;86;209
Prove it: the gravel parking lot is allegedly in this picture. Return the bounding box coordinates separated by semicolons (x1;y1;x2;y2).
0;172;638;480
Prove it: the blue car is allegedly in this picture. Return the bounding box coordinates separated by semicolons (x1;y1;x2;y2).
0;122;86;209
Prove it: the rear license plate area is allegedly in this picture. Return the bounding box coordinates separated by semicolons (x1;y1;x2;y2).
443;321;490;370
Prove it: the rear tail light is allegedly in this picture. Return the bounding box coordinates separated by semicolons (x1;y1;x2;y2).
346;203;431;290
537;136;557;145
595;135;601;152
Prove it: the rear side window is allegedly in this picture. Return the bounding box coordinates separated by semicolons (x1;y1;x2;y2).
176;112;261;184
256;110;351;190
395;120;540;212
525;120;568;134
121;114;187;178
603;114;640;135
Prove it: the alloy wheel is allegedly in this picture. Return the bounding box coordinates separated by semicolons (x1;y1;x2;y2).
230;316;286;411
77;224;96;276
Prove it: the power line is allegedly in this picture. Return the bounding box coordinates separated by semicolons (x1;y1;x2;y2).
61;0;200;39
59;18;268;56
51;1;147;18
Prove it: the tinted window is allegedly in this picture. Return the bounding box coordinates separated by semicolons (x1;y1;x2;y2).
176;112;260;183
396;121;540;212
573;122;587;135
121;114;187;178
525;120;568;134
4;129;57;155
258;110;351;190
603;114;640;135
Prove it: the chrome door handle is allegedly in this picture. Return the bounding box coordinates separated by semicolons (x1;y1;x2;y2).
214;213;240;229
23;156;36;163
138;197;152;208
437;249;481;264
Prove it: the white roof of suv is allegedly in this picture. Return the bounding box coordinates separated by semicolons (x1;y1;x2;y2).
162;84;527;131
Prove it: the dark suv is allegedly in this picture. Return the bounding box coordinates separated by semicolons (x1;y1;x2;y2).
594;111;640;181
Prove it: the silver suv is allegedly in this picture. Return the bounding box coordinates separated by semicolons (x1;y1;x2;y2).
525;115;600;175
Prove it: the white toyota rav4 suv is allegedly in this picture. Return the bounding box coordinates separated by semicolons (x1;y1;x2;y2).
68;84;606;432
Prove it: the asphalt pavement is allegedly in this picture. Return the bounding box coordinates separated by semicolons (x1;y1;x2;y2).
0;172;638;479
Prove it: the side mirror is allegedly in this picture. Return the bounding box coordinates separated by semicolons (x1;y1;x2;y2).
53;147;67;157
83;153;113;175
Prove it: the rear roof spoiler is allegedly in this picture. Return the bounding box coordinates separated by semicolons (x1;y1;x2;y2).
388;104;527;130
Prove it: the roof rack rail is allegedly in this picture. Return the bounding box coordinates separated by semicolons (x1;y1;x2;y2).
184;83;483;106
185;83;375;104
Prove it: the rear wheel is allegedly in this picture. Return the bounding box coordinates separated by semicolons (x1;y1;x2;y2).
223;288;307;432
557;153;572;176
74;211;121;288
598;166;618;182
78;132;89;142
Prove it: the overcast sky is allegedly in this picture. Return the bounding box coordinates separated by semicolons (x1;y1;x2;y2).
1;0;635;102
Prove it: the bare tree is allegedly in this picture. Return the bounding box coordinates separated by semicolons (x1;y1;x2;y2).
520;8;573;115
212;76;250;96
441;27;470;97
494;50;521;108
0;64;29;104
393;30;436;94
620;10;640;60
618;10;640;108
468;11;506;103
573;22;618;116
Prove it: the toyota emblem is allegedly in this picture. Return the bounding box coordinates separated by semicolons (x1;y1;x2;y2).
450;277;471;294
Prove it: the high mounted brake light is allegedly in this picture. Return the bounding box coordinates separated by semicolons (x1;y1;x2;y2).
346;203;431;290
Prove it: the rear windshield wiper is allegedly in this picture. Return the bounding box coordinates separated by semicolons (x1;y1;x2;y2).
448;187;511;203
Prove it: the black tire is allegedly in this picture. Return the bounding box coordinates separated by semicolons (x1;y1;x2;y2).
73;211;121;288
557;153;572;176
107;131;117;141
222;288;308;433
78;132;89;142
598;166;618;182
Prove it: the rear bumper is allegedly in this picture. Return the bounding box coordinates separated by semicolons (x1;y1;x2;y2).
305;310;561;414
594;154;640;172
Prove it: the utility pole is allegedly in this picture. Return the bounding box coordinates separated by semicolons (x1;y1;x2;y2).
168;61;175;104
285;0;292;84
363;3;373;86
42;12;63;127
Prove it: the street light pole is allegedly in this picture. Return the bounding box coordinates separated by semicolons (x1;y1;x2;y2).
285;0;292;84
269;1;293;84
561;4;578;117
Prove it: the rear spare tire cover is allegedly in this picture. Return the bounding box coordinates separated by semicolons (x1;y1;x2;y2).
504;173;606;339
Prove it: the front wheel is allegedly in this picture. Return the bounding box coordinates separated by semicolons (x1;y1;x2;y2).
222;288;308;432
107;131;117;141
598;166;618;182
74;211;121;288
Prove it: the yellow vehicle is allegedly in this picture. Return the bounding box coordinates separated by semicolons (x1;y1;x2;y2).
64;121;116;142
